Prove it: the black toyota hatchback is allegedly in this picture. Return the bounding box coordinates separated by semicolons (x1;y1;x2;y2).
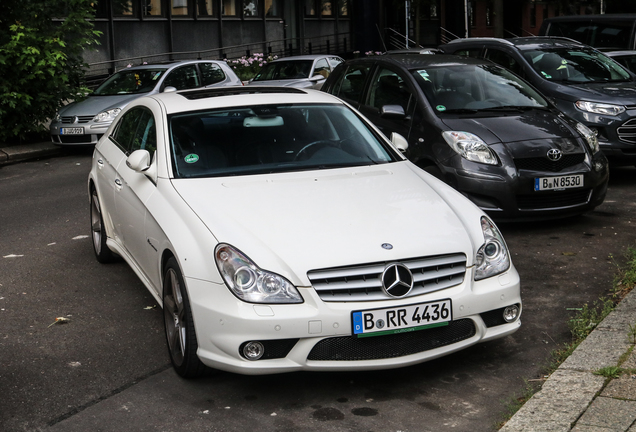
322;54;608;221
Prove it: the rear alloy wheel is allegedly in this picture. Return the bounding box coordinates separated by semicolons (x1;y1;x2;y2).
90;190;117;263
163;257;209;378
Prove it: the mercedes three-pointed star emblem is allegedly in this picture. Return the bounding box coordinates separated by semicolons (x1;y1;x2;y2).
381;263;414;298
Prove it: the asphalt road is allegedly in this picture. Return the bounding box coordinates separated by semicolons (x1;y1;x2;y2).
1;150;635;432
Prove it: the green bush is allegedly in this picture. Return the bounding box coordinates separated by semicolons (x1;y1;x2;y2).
0;0;101;143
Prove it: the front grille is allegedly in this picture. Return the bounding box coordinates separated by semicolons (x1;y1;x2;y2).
308;254;467;302
514;153;585;172
307;319;476;361
617;118;636;144
61;115;94;124
517;189;591;210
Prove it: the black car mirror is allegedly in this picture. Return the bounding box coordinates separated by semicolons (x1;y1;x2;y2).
381;104;406;119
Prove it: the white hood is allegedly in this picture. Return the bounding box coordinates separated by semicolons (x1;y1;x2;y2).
171;162;480;285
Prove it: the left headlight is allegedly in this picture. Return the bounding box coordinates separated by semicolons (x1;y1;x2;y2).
442;131;499;165
575;101;625;116
575;122;600;154
475;216;510;281
93;108;121;123
215;244;303;304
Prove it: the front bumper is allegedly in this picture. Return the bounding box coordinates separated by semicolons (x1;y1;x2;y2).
442;150;609;222
50;121;110;145
185;267;521;375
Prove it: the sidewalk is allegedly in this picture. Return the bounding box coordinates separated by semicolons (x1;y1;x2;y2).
0;142;61;165
500;286;636;432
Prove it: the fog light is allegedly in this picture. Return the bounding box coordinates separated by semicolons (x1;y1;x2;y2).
243;341;265;360
503;305;520;323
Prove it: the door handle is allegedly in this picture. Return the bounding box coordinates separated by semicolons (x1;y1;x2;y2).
97;159;104;169
115;178;123;191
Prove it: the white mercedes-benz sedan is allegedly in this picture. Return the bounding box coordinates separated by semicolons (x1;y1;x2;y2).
88;86;522;378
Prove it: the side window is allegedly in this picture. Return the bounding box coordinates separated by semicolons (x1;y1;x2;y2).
313;58;331;78
332;64;371;104
485;49;524;77
366;68;412;113
162;65;200;90
454;48;483;59
112;107;156;155
199;63;226;86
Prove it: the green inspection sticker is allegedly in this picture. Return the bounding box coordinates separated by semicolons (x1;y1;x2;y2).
184;154;199;164
436;105;446;112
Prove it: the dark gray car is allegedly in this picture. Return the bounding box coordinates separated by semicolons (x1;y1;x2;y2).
440;37;636;165
322;54;608;221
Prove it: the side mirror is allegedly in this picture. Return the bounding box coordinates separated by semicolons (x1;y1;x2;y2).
163;86;178;93
381;104;406;119
390;132;409;153
126;149;157;183
309;74;326;82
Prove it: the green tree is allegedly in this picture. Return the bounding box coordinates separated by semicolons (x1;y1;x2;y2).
0;0;101;143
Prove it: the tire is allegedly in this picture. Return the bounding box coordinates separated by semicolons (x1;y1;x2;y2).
90;189;117;263
163;257;210;378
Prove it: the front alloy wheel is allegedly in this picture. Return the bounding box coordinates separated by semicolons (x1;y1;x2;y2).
163;257;209;378
90;189;116;263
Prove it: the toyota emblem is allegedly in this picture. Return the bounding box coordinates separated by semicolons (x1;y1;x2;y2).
547;148;562;161
381;263;414;298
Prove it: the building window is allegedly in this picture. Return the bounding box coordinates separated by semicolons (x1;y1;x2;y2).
530;3;536;27
265;0;279;16
321;0;332;16
172;0;189;16
305;0;316;16
339;0;348;16
222;0;237;16
144;0;163;16
197;0;214;16
114;0;136;16
243;0;259;16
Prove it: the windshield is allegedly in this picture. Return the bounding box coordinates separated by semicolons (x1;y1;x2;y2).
169;104;397;178
523;48;631;83
252;61;314;81
412;64;549;113
94;69;166;95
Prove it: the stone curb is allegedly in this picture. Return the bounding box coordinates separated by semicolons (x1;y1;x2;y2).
499;287;636;432
0;142;61;166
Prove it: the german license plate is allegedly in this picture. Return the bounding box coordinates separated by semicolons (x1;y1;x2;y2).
61;127;84;135
352;299;452;338
534;174;583;191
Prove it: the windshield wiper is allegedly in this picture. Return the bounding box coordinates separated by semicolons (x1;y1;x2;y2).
440;108;478;114
476;105;536;112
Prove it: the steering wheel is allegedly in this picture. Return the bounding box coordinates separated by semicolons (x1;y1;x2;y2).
294;140;338;161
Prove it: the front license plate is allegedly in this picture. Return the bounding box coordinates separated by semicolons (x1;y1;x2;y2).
534;174;583;191
61;127;84;135
352;299;452;338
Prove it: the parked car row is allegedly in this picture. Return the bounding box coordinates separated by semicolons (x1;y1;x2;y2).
64;36;636;378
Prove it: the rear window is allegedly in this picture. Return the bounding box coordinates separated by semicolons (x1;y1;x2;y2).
543;20;635;50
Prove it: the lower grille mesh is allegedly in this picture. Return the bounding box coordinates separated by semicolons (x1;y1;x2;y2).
307;319;476;361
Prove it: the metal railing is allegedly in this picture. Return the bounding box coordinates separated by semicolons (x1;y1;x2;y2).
83;32;350;86
440;27;462;44
384;27;422;50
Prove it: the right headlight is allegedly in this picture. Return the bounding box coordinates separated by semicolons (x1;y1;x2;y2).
442;131;498;165
475;216;510;281
575;101;625;116
93;108;121;123
215;244;303;304
575;122;600;154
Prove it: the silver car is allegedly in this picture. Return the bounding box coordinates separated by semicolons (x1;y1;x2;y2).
50;60;242;145
248;54;344;90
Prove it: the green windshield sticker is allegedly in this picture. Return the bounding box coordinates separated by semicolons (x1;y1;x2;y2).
184;154;199;164
436;105;446;112
417;70;431;82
